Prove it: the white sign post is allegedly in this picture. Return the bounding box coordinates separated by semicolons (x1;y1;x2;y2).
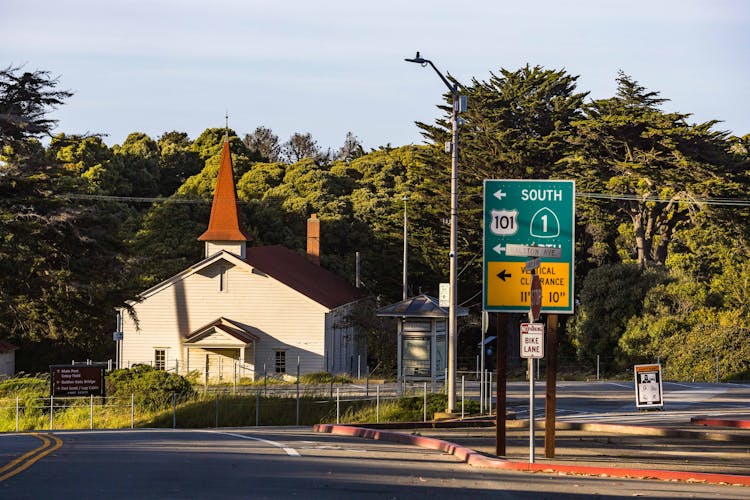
520;322;544;463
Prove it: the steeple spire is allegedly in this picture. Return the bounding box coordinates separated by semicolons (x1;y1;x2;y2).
198;138;249;258
224;110;229;141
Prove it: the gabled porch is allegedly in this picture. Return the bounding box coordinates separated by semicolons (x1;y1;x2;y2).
183;317;259;381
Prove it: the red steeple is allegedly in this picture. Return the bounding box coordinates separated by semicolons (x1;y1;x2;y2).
198;140;250;242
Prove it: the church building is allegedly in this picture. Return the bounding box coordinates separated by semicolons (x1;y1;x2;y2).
115;138;365;380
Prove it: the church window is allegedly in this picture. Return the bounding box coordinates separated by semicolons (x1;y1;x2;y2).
218;265;227;292
154;349;166;370
275;350;286;373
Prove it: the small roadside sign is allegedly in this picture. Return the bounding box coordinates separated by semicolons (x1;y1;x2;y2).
520;323;544;359
524;257;541;272
439;282;449;308
634;363;663;409
50;364;106;397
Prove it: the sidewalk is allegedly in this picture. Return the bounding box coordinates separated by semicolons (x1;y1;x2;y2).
313;415;750;486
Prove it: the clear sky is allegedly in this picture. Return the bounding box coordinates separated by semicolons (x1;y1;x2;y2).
2;0;748;152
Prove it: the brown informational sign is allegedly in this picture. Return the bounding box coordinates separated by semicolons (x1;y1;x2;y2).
50;365;106;397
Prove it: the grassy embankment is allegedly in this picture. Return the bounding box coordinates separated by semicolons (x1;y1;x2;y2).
0;372;477;431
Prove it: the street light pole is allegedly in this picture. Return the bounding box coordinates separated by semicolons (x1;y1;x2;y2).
405;52;461;413
403;195;409;301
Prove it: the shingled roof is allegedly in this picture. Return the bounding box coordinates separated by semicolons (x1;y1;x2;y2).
245;245;365;310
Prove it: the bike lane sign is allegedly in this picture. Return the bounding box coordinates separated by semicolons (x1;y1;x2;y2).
483;179;575;314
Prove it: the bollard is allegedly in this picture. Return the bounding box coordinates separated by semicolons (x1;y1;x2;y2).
215;394;219;428
131;393;135;429
49;395;54;431
336;387;340;425
255;390;260;427
296;357;300;426
90;394;94;430
172;392;177;429
376;385;380;424
15;395;19;432
461;376;465;420
423;382;428;422
488;371;493;415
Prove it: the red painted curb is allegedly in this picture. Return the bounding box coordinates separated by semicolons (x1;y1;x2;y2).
312;424;750;487
691;418;750;429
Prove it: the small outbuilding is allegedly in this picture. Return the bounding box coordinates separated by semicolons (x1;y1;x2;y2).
376;294;468;386
0;341;17;378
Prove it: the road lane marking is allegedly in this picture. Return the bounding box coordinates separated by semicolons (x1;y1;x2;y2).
0;433;63;482
200;430;300;456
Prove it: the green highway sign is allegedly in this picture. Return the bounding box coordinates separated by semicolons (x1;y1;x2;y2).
483;179;575;314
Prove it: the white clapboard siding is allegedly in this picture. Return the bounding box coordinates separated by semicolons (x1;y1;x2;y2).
120;257;330;377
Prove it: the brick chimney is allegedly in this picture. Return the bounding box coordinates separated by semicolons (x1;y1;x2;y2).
306;214;320;265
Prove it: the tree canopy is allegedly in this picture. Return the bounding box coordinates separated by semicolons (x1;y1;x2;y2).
0;63;748;380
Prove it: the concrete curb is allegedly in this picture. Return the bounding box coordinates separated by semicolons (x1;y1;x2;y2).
691;417;750;430
357;418;750;443
312;423;750;487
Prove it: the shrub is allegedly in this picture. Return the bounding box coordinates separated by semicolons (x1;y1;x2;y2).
0;373;48;398
299;372;353;384
106;365;195;411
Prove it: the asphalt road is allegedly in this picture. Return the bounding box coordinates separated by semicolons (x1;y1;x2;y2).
1;382;749;499
1;426;748;499
504;380;750;421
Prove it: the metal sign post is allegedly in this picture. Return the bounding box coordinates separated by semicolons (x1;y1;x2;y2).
528;357;535;463
484;179;575;462
520;322;544;463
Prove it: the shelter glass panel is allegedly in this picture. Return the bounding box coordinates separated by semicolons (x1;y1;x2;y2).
403;337;430;377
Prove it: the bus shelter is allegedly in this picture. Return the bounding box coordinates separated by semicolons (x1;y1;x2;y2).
376;294;468;387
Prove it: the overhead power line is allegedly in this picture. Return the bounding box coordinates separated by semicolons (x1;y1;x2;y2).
576;192;750;207
59;192;750;208
58;194;213;204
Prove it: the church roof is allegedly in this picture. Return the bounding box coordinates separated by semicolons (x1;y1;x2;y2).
375;293;469;318
198;140;250;242
245;245;365;310
184;317;260;344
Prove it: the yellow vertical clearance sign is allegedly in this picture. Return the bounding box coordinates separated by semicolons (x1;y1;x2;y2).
483;180;575;314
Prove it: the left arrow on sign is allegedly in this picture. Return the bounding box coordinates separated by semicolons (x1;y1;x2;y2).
497;270;512;282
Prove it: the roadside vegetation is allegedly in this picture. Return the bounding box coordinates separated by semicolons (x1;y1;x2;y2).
0;367;478;432
1;64;748;382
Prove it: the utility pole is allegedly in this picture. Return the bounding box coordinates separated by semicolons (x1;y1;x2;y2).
405;52;465;412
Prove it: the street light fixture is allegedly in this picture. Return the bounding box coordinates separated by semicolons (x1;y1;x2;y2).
405;51;462;413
